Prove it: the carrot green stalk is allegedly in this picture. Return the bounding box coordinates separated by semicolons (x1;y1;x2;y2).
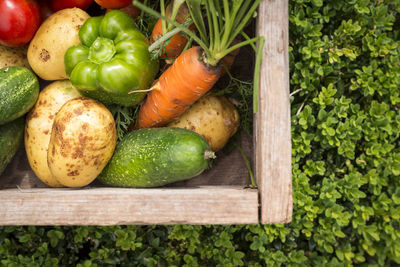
133;0;264;129
160;0;167;35
239;31;265;113
253;37;265;113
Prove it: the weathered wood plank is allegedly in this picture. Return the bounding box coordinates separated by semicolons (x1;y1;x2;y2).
255;0;292;224
0;186;258;225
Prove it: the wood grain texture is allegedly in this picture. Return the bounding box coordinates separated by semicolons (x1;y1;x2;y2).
255;0;293;224
0;186;258;225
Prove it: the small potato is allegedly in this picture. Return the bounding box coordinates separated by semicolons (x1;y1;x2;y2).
167;95;240;152
25;80;82;187
28;8;90;80
48;97;117;187
0;45;30;69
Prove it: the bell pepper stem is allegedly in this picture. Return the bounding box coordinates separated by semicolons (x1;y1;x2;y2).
88;37;116;64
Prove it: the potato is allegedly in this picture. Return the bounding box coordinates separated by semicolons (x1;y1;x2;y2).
48;97;117;187
25;80;82;187
27;8;90;80
167;95;240;152
0;45;30;69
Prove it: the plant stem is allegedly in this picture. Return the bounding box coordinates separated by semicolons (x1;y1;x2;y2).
217;36;263;61
235;142;257;189
185;0;208;47
232;0;251;32
219;0;230;50
148;24;183;52
209;0;221;52
168;0;186;31
228;0;260;46
253;37;265;114
213;0;223;28
241;31;258;52
160;0;167;35
182;36;193;53
204;1;214;52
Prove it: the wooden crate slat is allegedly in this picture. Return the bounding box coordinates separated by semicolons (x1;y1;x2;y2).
0;186;258;225
255;0;293;224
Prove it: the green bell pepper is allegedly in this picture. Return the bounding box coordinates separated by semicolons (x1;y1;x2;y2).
64;10;159;107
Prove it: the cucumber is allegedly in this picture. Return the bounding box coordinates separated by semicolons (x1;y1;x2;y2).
0;117;24;176
0;66;39;125
98;127;215;187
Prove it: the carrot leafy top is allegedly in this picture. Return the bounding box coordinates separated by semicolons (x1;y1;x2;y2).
135;0;262;64
133;0;265;112
187;0;262;66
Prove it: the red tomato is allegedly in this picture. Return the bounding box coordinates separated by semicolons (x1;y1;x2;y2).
50;0;94;11
95;0;130;9
0;0;42;47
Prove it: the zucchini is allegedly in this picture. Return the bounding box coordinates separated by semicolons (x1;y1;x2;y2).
0;117;24;176
98;127;215;187
0;66;39;125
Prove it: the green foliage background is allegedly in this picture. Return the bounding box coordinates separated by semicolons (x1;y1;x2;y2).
1;0;400;266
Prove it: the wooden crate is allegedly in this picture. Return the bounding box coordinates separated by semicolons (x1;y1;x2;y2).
0;0;292;225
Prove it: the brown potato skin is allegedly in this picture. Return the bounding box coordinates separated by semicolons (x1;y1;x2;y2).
48;97;117;188
167;95;240;152
27;8;90;80
0;45;30;69
25;80;82;187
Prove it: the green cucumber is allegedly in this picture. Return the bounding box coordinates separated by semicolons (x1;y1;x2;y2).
0;117;24;176
98;127;215;187
0;66;39;125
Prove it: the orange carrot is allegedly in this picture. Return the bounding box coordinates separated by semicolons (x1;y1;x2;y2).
136;46;221;129
150;1;194;60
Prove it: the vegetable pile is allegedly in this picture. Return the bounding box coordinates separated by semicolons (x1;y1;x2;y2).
0;0;263;188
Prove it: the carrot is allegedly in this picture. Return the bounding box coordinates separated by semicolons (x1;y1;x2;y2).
136;46;220;128
133;0;265;129
150;0;194;60
138;42;238;129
